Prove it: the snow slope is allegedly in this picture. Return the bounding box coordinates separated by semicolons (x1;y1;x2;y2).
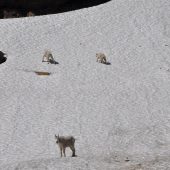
0;0;170;169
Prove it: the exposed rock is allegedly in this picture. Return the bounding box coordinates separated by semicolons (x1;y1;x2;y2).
0;51;7;64
0;0;69;9
3;9;21;18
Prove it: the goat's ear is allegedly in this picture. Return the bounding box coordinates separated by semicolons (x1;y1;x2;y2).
55;135;57;139
58;134;59;139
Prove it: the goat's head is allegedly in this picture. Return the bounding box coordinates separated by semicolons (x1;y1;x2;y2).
55;134;60;144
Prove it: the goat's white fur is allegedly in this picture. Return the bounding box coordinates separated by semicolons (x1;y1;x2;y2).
96;53;107;64
42;50;54;63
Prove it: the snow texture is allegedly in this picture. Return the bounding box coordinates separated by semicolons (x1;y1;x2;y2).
0;0;170;169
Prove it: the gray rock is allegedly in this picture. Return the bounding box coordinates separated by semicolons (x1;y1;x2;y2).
0;51;7;64
0;0;69;9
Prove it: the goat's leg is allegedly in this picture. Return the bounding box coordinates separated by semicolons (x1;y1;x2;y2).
103;58;106;64
51;56;55;61
48;55;55;62
63;148;66;157
70;146;76;157
42;55;46;62
60;148;62;157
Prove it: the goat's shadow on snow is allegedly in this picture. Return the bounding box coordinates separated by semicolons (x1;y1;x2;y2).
105;62;111;65
49;59;59;65
42;59;59;65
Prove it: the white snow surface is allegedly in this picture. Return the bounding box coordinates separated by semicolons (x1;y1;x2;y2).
0;0;170;169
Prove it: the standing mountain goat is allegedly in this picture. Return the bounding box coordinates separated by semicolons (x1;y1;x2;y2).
96;53;107;64
27;11;35;17
55;135;76;157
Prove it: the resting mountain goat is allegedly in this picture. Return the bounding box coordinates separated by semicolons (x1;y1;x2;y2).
96;53;107;64
55;135;76;157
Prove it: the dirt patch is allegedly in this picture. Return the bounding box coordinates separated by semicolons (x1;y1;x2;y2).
34;71;51;76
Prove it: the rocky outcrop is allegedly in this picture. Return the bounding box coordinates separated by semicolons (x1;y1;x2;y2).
0;0;69;9
0;51;7;64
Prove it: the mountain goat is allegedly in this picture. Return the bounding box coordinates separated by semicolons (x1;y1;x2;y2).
42;50;55;63
55;134;76;157
96;53;107;64
27;11;35;17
